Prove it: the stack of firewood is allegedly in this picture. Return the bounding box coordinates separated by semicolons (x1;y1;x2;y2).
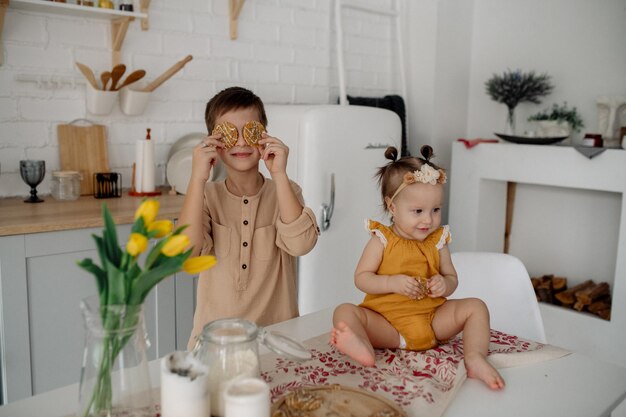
530;275;611;321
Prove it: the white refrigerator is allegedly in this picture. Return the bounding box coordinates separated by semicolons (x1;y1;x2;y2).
263;105;402;315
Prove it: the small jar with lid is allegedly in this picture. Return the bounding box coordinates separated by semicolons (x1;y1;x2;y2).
51;171;82;200
192;318;310;417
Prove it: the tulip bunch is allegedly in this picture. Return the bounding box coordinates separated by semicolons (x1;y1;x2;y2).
77;199;215;416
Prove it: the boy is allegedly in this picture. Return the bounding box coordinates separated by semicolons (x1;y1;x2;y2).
180;87;319;349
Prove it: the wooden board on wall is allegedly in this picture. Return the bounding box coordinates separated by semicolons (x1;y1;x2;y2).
57;122;110;195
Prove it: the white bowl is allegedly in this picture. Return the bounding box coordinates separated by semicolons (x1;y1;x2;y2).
166;148;223;194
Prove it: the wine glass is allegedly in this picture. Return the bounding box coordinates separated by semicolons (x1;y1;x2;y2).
20;160;46;203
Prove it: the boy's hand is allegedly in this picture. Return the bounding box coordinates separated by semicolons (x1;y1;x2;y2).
259;133;289;176
427;274;447;298
191;135;223;183
389;274;426;299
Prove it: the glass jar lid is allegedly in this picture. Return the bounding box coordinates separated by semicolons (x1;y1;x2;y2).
201;318;258;344
258;329;311;362
52;170;81;178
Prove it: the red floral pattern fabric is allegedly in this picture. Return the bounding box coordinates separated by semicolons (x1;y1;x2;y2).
261;330;569;417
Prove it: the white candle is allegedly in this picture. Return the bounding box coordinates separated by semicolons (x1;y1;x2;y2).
161;352;210;417
224;378;270;417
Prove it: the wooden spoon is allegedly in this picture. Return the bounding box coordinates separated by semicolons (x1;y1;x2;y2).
108;64;126;91
75;62;98;90
100;71;111;91
114;69;146;91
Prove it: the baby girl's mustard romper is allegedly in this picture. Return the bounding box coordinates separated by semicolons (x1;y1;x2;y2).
360;220;451;351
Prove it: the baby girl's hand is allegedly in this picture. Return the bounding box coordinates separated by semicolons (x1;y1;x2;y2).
389;275;424;299
427;274;447;298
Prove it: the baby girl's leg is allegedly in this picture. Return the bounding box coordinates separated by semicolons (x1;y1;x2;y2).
331;304;399;367
432;299;505;390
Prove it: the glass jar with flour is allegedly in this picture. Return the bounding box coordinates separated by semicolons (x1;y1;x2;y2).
192;318;310;417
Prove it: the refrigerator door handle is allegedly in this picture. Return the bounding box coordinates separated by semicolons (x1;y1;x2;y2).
320;173;335;232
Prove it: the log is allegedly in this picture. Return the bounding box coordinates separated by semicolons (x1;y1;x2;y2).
596;309;611;321
554;280;594;306
536;279;553;303
575;282;610;305
552;277;567;292
588;297;611;314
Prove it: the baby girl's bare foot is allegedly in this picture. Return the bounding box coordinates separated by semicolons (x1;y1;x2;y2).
465;352;505;390
330;321;376;367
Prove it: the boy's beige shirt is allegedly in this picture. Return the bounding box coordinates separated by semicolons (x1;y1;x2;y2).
188;177;319;348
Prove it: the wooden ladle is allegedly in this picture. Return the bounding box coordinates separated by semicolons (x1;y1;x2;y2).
75;62;98;90
114;69;146;91
100;71;111;91
108;64;126;91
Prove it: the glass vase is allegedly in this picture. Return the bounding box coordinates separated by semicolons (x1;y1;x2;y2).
78;296;154;417
505;107;516;135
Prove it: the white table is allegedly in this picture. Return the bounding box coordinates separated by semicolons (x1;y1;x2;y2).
1;308;625;417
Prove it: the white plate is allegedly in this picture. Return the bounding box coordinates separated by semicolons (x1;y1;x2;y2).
166;148;224;194
167;132;206;160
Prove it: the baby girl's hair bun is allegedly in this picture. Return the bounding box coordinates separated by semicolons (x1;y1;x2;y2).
420;145;434;161
384;146;399;162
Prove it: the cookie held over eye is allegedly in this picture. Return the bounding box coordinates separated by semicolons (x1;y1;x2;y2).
212;121;238;148
242;120;265;147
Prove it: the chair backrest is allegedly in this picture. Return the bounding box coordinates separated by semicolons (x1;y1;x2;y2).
450;251;546;343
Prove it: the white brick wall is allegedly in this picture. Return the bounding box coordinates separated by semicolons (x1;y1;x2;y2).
0;0;402;197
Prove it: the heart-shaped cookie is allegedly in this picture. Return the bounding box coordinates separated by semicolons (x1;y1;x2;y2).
242;120;265;147
212;121;238;148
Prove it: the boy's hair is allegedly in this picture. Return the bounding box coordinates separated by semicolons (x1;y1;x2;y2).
375;145;446;211
204;86;268;133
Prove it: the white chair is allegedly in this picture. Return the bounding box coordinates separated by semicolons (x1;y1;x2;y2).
450;251;547;343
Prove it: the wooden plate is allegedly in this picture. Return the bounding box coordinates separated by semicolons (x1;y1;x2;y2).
271;384;407;417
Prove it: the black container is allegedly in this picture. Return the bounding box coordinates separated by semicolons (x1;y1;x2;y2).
93;172;122;198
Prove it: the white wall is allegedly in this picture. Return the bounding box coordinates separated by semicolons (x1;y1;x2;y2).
466;0;626;142
0;0;403;197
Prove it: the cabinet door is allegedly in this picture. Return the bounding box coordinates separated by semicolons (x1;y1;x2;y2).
0;226;176;402
174;272;199;350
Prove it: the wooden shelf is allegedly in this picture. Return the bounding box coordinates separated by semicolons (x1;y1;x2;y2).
2;0;151;66
9;0;146;20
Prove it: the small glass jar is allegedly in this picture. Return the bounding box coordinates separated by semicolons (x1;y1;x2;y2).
193;319;310;417
51;170;82;200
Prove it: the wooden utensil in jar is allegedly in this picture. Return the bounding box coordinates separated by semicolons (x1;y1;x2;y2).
75;62;98;90
100;71;111;90
108;64;126;90
142;55;193;92
114;69;146;91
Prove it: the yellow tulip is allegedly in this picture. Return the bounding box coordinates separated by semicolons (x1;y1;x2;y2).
183;256;217;274
134;199;160;227
126;233;148;256
161;234;190;257
147;220;173;238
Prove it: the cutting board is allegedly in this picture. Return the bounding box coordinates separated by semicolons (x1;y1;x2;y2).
57;121;110;195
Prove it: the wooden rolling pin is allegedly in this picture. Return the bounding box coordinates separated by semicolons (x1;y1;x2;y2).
142;55;193;92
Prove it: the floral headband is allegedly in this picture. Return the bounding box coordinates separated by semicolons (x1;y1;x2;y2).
388;164;447;203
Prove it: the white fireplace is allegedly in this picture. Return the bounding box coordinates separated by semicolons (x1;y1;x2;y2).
449;141;626;367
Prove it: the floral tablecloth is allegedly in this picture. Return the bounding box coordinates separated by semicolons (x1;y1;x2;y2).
261;330;570;417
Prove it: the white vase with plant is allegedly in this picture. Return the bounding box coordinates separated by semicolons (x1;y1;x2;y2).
528;102;585;140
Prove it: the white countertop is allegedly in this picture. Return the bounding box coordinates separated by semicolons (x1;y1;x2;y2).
1;308;625;417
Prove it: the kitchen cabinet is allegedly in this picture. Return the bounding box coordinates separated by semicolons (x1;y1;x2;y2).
1;0;151;66
0;191;192;404
0;226;180;403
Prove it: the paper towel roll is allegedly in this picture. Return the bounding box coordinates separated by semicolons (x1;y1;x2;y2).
161;352;210;417
142;138;155;192
134;139;144;193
